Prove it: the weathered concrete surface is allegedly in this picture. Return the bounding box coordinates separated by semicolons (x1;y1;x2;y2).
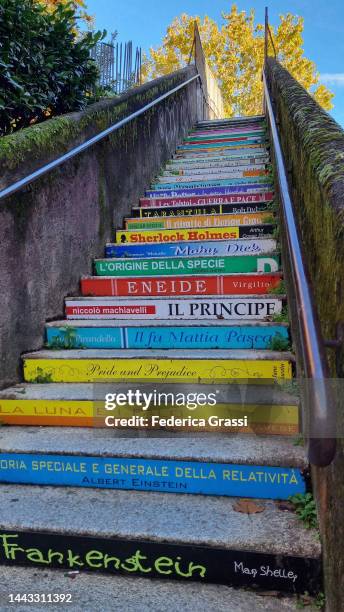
266;58;344;612
0;65;204;389
0;567;300;612
0;427;307;468
0;485;321;557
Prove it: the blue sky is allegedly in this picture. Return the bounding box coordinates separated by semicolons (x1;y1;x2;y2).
87;0;344;126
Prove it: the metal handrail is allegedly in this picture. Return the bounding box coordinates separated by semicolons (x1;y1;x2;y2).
0;74;200;202
263;69;336;467
267;25;277;59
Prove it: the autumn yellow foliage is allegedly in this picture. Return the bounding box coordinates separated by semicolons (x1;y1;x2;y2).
143;6;334;116
37;0;93;26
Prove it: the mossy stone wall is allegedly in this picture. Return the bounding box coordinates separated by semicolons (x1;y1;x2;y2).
0;65;204;388
266;58;344;612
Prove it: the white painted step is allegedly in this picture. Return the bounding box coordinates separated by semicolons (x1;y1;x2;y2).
64;295;285;321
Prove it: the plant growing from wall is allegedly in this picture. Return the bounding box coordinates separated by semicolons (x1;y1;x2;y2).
0;0;105;135
289;493;318;529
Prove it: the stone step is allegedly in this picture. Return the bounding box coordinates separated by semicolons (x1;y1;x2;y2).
168;156;270;169
162;166;268;178
115;225;275;245
132;201;271;218
178;139;267;149
145;185;272;199
94;255;280;277
0;429;305;500
124;212;273;230
151;178;272;191
80;272;283;298
177;143;268;153
0;382;298;432
46;319;288;350
139;191;274;209
184;135;266;145
190;126;265;137
189;125;265;135
22;348;294;384
105;238;277;259
172;150;270;162
0;484;321;593
196;115;265;125
0;566;301;611
65;295;285;321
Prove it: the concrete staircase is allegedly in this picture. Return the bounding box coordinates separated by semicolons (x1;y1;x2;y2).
0;115;321;608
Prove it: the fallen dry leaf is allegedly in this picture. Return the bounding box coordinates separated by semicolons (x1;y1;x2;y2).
232;499;265;514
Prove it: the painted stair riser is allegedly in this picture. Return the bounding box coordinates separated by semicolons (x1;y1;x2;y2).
23;358;293;384
172;149;269;160
174;143;267;153
65;296;284;321
171;157;270;169
0;530;320;594
95;255;280;277
152;178;272;190
183;137;266;146
124;212;273;230
176;147;268;157
81;273;282;297
177;142;267;151
146;186;272;198
185;131;265;139
46;324;288;350
106;239;277;259
188;129;265;138
139;192;274;208
167;158;269;170
116;226;275;245
188;127;266;136
133;203;271;218
0;453;305;500
0;400;299;434
162;167;268;179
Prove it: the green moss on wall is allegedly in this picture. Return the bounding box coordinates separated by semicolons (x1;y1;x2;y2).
266;59;344;369
0;67;194;173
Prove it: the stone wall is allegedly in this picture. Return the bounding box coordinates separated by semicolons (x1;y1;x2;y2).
0;65;205;389
266;57;344;612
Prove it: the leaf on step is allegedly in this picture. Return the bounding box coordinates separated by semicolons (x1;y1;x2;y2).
275;500;295;512
232;499;265;514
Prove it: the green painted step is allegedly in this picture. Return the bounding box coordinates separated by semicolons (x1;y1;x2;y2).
94;255;280;277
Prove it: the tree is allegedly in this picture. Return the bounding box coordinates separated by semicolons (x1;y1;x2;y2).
0;0;104;135
37;0;94;27
143;6;334;116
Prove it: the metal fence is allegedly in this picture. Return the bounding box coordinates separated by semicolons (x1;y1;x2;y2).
90;41;142;94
